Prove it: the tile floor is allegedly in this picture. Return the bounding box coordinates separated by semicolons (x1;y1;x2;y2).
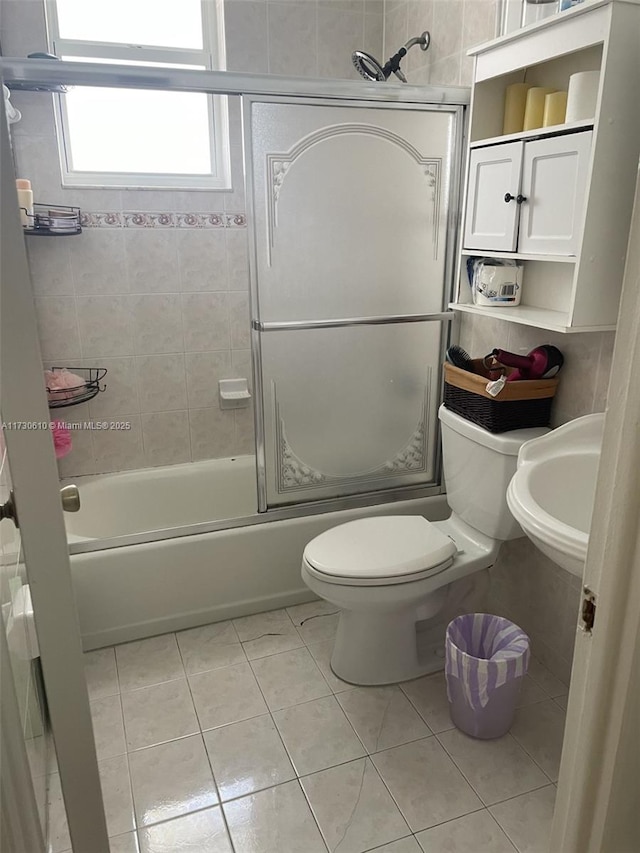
54;601;568;853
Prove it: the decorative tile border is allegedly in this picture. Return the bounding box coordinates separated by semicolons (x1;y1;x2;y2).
80;212;247;229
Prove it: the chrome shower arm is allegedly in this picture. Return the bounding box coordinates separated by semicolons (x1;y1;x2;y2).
404;33;431;52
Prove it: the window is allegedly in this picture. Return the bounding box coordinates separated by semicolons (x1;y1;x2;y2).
47;0;230;189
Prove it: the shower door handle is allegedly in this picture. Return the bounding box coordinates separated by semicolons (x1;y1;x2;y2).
252;312;455;332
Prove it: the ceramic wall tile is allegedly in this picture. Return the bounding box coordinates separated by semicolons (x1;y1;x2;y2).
76;295;135;358
185;351;233;409
316;7;365;80
224;1;270;73
268;3;318;77
34;297;82;361
124;229;180;294
228;292;251;350
141;411;191;467
135;354;187;414
87;357;139;417
177;229;228;292
234;407;255;455
181;292;230;352
70;229;128;295
131;294;184;356
27;238;74;296
92;414;144;473
189;407;237;461
225;229;250;291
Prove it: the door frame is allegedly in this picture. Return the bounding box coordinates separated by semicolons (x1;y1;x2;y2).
1;102;109;851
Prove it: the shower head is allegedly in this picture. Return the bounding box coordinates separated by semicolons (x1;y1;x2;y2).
352;31;430;83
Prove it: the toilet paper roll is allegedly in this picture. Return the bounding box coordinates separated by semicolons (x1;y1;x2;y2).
566;70;600;122
523;86;557;131
503;83;532;135
542;91;568;127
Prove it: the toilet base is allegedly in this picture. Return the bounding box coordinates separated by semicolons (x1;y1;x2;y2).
330;607;443;685
328;572;489;686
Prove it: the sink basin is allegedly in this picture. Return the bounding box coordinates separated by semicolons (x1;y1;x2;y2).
506;413;605;577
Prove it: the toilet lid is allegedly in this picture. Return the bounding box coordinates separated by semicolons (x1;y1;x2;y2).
303;516;457;583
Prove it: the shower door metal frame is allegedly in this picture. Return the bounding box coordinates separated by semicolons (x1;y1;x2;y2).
243;94;466;512
0;58;468;550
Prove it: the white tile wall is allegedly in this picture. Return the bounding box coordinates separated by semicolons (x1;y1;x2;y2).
224;0;385;80
3;0;384;477
383;0;498;86
35;229;255;478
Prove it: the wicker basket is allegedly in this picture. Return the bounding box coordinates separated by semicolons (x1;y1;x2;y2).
443;359;559;433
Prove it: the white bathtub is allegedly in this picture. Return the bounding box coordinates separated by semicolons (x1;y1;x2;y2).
65;456;258;541
66;456;448;650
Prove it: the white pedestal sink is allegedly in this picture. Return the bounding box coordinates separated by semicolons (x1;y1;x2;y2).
506;413;605;578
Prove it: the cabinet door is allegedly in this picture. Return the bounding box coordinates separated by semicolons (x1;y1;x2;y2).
463;141;523;252
518;131;592;255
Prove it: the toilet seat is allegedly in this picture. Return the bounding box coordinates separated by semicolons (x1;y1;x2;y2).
303;516;457;587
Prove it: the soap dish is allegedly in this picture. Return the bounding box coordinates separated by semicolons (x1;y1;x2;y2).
219;378;251;410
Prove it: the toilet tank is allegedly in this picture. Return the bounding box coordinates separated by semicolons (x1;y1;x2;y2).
438;405;549;541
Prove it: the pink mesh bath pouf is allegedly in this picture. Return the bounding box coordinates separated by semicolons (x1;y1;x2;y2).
51;420;72;459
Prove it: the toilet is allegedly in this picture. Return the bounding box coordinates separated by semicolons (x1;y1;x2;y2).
301;405;548;686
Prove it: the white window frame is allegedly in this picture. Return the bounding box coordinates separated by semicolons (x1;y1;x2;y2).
45;0;231;190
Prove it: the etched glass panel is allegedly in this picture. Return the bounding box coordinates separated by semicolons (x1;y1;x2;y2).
249;102;454;322
260;322;443;506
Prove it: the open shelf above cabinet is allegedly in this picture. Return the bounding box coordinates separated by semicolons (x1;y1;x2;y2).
460;250;576;264
449;303;615;335
469;118;594;149
453;0;640;333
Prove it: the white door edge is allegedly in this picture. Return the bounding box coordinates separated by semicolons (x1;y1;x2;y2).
551;170;640;852
1;102;109;851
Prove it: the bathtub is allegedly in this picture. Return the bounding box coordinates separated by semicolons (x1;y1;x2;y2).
66;456;448;650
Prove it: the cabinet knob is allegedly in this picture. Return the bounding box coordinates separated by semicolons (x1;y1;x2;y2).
516;194;528;204
504;193;515;203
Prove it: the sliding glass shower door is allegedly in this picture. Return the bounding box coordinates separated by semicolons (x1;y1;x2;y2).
244;98;461;509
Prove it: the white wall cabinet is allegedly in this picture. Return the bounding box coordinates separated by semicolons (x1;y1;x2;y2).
518;131;592;255
464;131;592;256
464;141;523;252
452;0;640;333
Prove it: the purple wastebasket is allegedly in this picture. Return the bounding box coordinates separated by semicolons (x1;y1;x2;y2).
445;613;530;739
